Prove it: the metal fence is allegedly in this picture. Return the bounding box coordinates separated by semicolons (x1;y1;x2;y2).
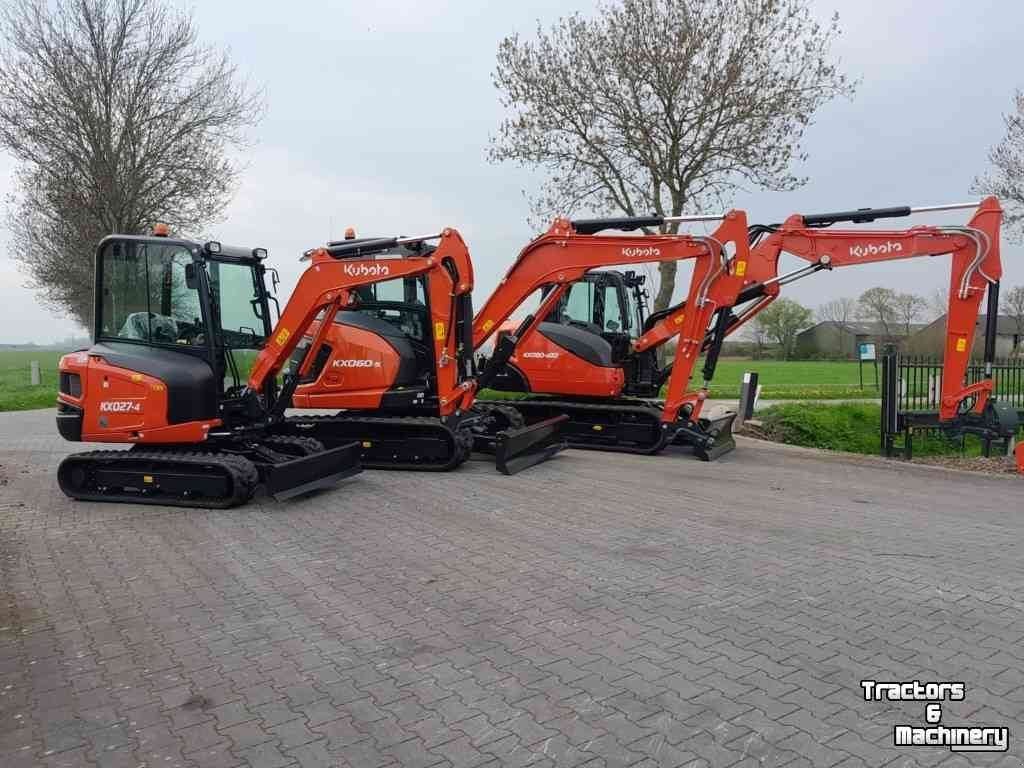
880;346;1024;458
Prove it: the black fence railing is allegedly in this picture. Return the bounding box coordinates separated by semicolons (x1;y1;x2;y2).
880;346;1024;459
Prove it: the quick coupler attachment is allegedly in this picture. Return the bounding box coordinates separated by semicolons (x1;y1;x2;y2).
478;414;569;475
264;441;362;500
673;411;737;461
948;399;1019;440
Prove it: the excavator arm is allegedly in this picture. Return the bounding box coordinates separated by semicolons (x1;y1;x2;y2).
639;197;1010;433
740;197;1002;424
247;228;478;417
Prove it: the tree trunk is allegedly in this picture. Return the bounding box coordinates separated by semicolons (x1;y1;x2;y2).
653;260;677;312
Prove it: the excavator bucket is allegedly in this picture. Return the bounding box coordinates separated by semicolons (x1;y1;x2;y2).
475;415;569;475
673;410;737;461
264;441;362;500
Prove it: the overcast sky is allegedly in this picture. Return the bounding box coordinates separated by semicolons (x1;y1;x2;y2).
1;0;1022;344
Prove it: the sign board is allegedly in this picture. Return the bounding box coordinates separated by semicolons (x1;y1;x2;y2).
859;343;877;361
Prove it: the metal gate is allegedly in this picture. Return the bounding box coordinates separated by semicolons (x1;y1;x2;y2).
880;345;1024;458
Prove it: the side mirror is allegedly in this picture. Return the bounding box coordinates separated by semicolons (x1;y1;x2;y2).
185;263;199;289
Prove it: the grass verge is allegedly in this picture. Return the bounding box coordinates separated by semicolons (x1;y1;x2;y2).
752;402;1012;457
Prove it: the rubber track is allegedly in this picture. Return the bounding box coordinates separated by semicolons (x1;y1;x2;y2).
260;435;324;455
286;414;472;471
473;403;526;432
58;449;258;509
477;397;671;455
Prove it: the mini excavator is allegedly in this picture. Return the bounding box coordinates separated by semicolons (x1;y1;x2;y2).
262;229;566;474
56;230;362;507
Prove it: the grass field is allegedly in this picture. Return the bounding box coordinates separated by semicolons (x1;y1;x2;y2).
701;359;878;399
0;349;67;411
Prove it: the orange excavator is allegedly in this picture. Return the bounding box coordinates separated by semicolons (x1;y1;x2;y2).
57;231;362;507
56;226;563;508
272;229;565;473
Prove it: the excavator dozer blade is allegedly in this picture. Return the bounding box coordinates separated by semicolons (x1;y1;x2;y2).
674;410;737;462
265;441;362;501
488;415;569;475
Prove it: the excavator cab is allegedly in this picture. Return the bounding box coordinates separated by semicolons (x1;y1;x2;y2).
544;268;647;364
59;233;278;442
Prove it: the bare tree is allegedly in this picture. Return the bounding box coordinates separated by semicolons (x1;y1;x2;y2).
856;287;897;338
973;89;1024;239
1003;284;1024;356
0;0;263;326
892;292;927;337
816;296;857;357
927;284;949;321
490;0;855;311
754;298;813;360
817;297;856;328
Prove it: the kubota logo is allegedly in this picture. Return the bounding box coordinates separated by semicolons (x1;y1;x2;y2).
622;246;660;258
332;359;380;368
849;241;903;258
99;400;142;413
522;352;559;359
343;262;390;278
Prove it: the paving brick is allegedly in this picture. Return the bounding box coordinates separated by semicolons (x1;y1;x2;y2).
269;718;320;750
177;719;229;752
233;740;296;768
220;718;275;750
384;738;449;768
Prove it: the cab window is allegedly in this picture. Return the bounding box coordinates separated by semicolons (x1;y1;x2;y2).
208;261;267;350
558;281;596;325
354;276;425;305
352;276;427;342
98;240;204;346
603;284;626;333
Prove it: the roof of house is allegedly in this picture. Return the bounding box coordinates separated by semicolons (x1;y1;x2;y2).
797;320;928;338
914;314;1023;336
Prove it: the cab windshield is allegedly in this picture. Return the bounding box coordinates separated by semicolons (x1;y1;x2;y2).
98;240;205;346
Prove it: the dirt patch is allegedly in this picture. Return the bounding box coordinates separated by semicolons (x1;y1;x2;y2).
909;454;1019;476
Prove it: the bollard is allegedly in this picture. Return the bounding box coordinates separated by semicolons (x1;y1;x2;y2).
30;360;40;386
737;371;759;425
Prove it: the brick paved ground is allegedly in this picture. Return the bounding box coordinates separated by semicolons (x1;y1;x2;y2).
1;408;1022;768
